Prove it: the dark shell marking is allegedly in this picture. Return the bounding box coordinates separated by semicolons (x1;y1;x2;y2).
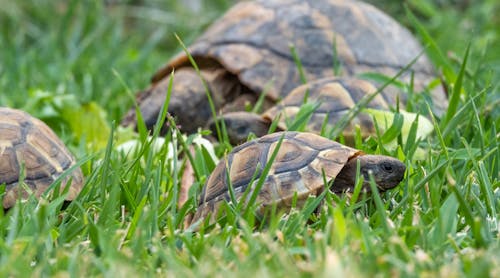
192;131;360;223
0;108;84;209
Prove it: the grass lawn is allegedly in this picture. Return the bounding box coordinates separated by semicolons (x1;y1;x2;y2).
0;0;499;276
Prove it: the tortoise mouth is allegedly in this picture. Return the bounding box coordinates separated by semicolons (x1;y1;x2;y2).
330;172;401;194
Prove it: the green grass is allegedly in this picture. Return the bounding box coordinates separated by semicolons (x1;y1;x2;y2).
1;0;499;276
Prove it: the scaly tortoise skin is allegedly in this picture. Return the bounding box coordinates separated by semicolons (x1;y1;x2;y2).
121;0;447;136
191;131;406;224
0;107;84;209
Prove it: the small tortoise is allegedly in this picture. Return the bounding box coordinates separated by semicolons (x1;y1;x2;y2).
213;77;391;145
0;107;84;209
191;131;405;225
121;0;447;136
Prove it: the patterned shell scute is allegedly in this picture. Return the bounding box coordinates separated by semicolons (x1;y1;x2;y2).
263;77;388;136
155;0;438;103
0;107;84;209
193;131;360;222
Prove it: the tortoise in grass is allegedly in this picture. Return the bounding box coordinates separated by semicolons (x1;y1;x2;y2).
212;77;393;145
0;107;84;209
190;131;405;225
121;0;447;137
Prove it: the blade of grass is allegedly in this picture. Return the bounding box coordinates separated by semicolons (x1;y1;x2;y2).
442;44;470;128
426;103;448;160
242;133;286;220
252;80;273;114
289;44;307;86
174;34;228;145
390;159;448;217
462;139;496;218
441;88;486;139
112;68;149;141
367;173;391;235
405;6;455;81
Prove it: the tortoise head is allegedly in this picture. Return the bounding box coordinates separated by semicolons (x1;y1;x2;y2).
208;111;272;145
332;154;406;193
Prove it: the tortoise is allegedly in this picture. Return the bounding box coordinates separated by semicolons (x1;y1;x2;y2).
190;131;406;225
121;0;447;137
0;107;84;209
212;76;392;145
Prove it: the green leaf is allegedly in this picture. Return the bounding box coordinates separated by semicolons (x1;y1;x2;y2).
62;101;111;152
365;109;433;147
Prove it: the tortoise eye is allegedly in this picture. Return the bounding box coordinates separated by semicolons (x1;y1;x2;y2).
236;125;248;134
381;162;394;173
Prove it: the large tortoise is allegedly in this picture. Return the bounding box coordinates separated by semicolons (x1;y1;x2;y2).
121;0;447;137
0;107;84;209
190;131;406;225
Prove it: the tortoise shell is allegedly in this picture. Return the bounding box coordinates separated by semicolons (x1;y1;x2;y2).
263;77;387;138
191;131;405;224
0;107;84;209
153;0;444;105
212;77;398;145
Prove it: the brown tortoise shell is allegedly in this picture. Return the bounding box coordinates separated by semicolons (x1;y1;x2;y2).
151;0;445;107
262;77;387;138
191;131;361;224
0;107;84;209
